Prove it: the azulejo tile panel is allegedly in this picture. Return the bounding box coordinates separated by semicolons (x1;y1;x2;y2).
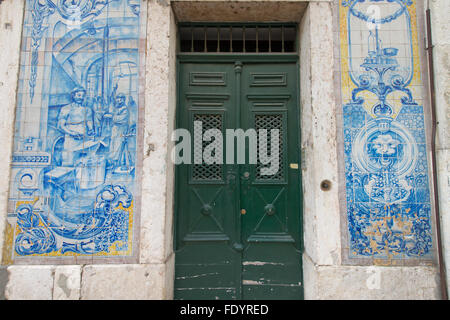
339;0;434;260
4;0;145;263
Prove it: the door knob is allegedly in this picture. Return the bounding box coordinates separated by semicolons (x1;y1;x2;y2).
241;209;246;215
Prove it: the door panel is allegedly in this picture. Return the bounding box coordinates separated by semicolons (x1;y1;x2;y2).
175;63;241;299
240;64;302;300
175;61;302;300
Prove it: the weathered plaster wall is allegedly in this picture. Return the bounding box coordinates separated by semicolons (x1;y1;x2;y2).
172;0;308;22
137;0;177;299
140;0;176;268
300;1;341;267
0;0;25;298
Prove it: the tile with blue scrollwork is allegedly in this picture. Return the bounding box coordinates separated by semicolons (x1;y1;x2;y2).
4;0;145;263
339;0;434;260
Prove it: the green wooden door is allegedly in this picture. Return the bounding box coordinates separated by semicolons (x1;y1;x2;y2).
174;59;302;300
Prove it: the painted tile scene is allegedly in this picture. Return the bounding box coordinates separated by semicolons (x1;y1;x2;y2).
4;0;145;261
339;0;434;260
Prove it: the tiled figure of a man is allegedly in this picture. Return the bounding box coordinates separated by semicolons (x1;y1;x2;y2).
109;93;130;167
57;87;94;166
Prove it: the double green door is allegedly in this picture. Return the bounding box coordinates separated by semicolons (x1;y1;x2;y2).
174;59;302;300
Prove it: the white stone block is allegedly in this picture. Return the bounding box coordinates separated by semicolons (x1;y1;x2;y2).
5;266;55;300
53;266;81;300
81;264;167;300
303;254;440;300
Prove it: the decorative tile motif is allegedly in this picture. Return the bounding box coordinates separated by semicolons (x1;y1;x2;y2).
339;0;433;260
5;0;145;261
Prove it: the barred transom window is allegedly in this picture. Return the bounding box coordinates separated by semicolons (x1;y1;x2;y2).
179;23;297;53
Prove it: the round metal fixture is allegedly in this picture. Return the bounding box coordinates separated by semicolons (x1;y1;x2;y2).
320;180;332;191
264;204;276;216
201;204;213;216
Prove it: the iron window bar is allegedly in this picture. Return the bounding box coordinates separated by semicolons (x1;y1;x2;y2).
179;23;297;54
